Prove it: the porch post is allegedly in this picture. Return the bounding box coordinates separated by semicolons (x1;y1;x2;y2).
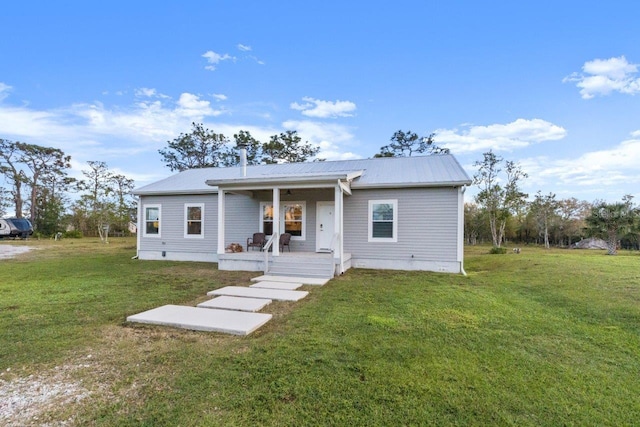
217;189;226;254
334;182;343;274
272;187;280;256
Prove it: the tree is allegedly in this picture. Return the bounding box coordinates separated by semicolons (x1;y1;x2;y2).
74;161;135;242
557;198;590;246
585;199;637;255
261;130;321;164
530;191;559;248
221;130;264;167
34;170;75;236
473;151;528;248
374;130;449;158
18;142;71;224
158;122;229;171
0;139;27;217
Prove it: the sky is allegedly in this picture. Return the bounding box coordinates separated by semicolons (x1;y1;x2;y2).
1;1;639;205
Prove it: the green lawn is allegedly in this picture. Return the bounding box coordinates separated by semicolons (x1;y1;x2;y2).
1;239;639;426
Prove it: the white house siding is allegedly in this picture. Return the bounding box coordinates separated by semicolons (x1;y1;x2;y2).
343;187;462;273
138;194;218;262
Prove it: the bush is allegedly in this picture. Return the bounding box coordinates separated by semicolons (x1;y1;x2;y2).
489;246;507;254
63;230;83;238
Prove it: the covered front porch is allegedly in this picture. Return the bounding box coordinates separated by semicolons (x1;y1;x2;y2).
206;169;362;277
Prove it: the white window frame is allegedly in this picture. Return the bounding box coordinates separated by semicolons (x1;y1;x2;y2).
259;201;306;241
184;203;205;238
143;204;161;238
368;199;398;243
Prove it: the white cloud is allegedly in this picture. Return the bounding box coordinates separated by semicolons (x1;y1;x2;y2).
237;44;252;52
282;119;360;160
290;97;357;118
212;93;227;101
176;93;223;118
523;131;640;195
134;87;157;98
202;50;235;71
563;56;640;99
0;82;12;101
435;119;567;153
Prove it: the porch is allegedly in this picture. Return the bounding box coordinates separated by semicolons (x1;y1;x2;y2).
218;250;352;278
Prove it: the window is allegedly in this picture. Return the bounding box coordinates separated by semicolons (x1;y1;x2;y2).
260;202;306;240
184;203;204;238
262;203;274;236
284;203;303;237
368;199;397;242
144;204;161;237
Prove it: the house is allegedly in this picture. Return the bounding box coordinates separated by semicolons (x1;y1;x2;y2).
132;154;472;276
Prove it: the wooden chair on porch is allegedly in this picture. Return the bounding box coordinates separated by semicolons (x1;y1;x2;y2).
247;232;266;251
279;232;291;252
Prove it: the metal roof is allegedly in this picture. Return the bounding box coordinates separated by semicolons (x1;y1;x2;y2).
133;154;472;195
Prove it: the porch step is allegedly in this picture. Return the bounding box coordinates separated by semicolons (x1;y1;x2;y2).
268;256;334;279
251;275;330;286
208;286;309;302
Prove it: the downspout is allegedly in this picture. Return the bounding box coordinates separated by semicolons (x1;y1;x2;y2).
133;196;141;260
460;186;467;276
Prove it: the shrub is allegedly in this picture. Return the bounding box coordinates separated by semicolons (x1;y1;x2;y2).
489;246;507;254
63;230;83;238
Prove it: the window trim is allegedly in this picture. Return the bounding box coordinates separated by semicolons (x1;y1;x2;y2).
143;204;161;238
259;201;306;241
368;199;398;243
184;203;205;239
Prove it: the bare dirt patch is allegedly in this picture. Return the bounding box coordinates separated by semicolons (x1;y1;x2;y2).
0;358;96;426
0;245;33;260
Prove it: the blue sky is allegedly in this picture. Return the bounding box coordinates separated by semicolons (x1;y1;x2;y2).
1;1;639;204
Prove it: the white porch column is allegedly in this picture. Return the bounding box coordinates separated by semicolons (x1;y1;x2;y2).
217;190;226;254
334;182;343;274
272;187;280;256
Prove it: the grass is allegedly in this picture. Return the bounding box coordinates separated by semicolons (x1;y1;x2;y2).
1;239;640;425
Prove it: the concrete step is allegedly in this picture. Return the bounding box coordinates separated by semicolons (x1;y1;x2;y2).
197;296;272;312
251;275;330;286
126;304;272;335
268;265;332;279
208;286;309;301
249;281;303;290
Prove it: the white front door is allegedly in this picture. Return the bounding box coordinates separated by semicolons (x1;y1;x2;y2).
316;202;335;252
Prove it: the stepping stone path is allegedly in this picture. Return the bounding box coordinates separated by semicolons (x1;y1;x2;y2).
127;274;328;335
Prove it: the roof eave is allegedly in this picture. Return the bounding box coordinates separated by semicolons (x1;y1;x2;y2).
352;180;472;189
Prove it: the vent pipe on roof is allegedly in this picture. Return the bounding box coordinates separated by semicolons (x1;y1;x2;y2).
238;143;247;177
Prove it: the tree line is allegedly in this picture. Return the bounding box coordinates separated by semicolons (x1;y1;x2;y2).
7;121;634;252
0;126;441;237
0;139;135;238
469;150;639;254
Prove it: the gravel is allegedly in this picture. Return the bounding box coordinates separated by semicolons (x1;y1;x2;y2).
0;363;92;426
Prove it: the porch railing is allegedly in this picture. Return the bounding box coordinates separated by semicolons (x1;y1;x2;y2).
263;233;278;274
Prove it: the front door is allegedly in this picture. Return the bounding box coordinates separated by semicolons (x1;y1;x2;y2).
316;202;335;252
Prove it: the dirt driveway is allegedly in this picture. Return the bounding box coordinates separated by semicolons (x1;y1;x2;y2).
0;245;32;259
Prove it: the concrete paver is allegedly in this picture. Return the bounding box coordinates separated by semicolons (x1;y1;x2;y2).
197;296;272;312
251;275;329;286
250;281;303;290
126;304;272;335
208;286;308;301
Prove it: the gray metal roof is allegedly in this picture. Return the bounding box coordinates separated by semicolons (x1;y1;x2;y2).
133;154;472;195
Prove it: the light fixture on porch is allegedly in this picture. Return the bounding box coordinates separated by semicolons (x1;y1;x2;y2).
285;189;292;196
